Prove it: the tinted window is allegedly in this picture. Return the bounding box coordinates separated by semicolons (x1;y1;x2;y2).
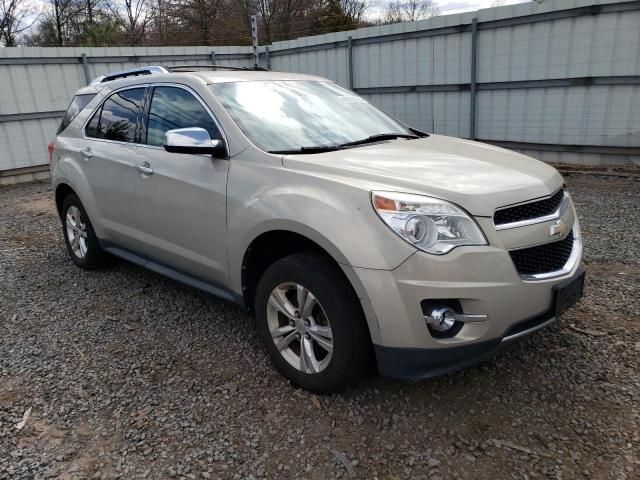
87;88;145;143
146;87;220;147
57;94;96;134
86;105;101;138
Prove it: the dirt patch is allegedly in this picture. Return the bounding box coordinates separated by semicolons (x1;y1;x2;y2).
0;378;27;406
16;196;56;216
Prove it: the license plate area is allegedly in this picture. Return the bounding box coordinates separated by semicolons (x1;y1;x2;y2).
553;269;585;318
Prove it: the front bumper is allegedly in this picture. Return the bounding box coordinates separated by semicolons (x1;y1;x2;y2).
351;227;584;379
375;268;584;379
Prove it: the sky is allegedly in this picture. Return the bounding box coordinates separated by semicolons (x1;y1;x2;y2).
424;0;530;15
368;0;531;18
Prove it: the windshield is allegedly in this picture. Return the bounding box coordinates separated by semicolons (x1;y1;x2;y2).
210;80;415;153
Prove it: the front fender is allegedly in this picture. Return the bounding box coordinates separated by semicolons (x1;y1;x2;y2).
226;157;416;295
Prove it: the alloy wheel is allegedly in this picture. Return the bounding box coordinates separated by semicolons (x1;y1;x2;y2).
266;282;334;374
66;206;88;259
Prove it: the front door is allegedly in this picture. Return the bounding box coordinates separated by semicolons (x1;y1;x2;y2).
131;85;229;284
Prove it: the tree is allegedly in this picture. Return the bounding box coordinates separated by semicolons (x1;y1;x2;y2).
253;0;366;43
24;0;119;46
23;0;372;47
0;0;41;46
383;0;440;24
83;8;119;45
314;0;355;33
181;0;223;44
106;0;150;45
339;0;368;24
255;0;315;44
50;0;87;46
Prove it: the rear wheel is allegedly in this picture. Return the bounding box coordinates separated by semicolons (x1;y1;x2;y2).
255;252;370;393
61;194;111;269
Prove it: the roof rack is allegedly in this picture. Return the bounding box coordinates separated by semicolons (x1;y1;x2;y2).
166;64;268;72
90;66;170;85
90;64;268;85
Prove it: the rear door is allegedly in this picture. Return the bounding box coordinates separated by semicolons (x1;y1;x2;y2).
131;84;229;284
81;86;147;248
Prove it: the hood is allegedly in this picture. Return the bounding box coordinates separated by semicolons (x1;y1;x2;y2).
281;134;563;217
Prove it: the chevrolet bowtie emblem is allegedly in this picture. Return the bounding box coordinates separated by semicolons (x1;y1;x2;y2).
550;219;569;237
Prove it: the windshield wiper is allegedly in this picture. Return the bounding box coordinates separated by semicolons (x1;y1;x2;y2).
268;133;419;155
339;133;419;147
268;145;340;155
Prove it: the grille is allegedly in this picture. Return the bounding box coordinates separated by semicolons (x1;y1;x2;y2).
494;189;565;226
510;232;574;276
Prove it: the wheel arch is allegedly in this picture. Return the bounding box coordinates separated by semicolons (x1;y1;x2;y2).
240;229;338;312
240;225;364;302
240;227;381;345
55;183;77;218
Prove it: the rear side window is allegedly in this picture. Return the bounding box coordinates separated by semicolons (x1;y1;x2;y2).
146;86;221;147
86;88;145;143
57;94;96;134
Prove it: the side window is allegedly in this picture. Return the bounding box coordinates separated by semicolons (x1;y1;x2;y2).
86;105;101;138
146;86;221;147
86;88;145;143
57;94;96;134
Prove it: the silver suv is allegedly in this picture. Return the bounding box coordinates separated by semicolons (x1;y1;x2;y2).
50;65;584;393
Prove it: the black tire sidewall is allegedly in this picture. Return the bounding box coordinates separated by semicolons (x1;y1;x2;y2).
255;252;369;394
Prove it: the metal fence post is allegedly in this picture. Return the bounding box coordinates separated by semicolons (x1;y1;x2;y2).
347;36;354;89
265;46;271;70
81;53;91;85
210;51;216;65
469;17;478;140
251;15;259;68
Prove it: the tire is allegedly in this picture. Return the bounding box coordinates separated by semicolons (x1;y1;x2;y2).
61;193;111;269
255;252;371;394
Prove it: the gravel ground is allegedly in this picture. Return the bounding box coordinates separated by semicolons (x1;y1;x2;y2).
1;173;639;480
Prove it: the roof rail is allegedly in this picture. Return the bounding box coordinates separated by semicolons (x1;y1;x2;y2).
89;64;268;85
90;66;170;85
166;64;268;72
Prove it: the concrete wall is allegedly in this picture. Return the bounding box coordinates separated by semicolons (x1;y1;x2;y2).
0;0;638;180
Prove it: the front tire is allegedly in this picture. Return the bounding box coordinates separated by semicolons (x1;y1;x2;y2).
255;252;370;394
61;194;110;269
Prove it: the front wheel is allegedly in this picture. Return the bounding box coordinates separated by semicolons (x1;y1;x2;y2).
255;252;371;394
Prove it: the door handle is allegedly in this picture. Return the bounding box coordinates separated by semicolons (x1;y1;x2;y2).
80;147;92;160
135;162;153;176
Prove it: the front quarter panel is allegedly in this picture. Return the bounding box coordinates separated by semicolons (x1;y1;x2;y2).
226;148;417;295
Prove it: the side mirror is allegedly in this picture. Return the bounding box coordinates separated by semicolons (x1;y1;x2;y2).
164;128;227;158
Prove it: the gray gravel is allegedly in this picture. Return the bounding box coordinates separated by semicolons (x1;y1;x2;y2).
1;173;639;480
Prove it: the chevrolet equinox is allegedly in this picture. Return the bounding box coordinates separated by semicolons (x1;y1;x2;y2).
50;65;585;393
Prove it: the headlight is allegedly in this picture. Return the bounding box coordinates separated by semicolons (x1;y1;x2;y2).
371;191;487;254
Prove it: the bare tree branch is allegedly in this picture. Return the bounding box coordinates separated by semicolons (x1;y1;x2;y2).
106;0;149;44
1;0;42;45
383;0;440;24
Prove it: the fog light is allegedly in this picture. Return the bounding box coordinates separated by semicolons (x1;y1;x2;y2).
425;307;457;331
425;307;488;332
